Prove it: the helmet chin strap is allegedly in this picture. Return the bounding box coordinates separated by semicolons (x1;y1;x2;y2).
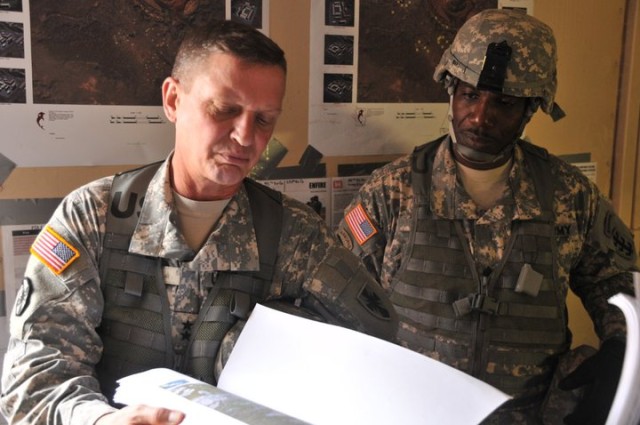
449;124;514;170
448;94;531;171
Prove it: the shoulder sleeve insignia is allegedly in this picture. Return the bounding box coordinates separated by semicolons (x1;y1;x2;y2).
30;225;80;275
336;227;354;251
14;278;32;316
593;197;637;268
357;282;391;320
345;203;378;246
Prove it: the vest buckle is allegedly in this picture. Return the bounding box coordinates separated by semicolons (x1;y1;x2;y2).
453;296;472;317
471;294;501;315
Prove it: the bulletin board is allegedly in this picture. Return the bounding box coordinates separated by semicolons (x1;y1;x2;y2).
0;0;268;167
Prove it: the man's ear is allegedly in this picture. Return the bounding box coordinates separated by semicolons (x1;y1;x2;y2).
162;76;179;123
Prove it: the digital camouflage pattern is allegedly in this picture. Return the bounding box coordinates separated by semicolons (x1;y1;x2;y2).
338;137;637;423
434;8;559;117
1;156;396;425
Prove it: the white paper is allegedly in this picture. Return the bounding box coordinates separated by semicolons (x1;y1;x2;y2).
218;305;510;425
606;272;640;425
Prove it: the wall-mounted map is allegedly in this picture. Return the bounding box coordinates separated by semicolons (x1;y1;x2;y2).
308;0;532;157
30;0;225;106
357;0;496;104
0;0;268;167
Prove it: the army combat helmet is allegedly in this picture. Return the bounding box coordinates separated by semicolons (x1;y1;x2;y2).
434;8;565;121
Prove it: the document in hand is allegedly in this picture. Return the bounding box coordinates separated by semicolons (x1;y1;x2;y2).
605;272;640;425
115;304;511;424
114;368;306;425
221;304;510;424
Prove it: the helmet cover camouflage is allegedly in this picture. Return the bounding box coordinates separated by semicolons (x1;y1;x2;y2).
434;9;561;117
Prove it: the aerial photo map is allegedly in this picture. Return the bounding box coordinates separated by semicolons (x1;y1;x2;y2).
29;0;226;106
357;0;497;103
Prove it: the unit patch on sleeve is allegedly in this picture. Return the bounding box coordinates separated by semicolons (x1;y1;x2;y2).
345;203;378;245
30;225;80;275
14;278;32;316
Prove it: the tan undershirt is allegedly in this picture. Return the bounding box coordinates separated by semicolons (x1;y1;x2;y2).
173;191;229;251
456;159;512;211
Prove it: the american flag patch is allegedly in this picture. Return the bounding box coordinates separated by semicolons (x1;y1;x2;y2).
30;226;80;275
345;204;378;245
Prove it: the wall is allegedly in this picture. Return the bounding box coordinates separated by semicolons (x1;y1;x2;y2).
613;0;640;266
524;0;633;348
2;0;639;347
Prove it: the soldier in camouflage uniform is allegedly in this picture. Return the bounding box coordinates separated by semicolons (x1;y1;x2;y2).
0;20;397;425
337;9;636;425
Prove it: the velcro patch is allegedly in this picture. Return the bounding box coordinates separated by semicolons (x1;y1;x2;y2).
345;204;378;246
30;225;80;275
593;199;636;266
602;211;635;261
357;283;391;320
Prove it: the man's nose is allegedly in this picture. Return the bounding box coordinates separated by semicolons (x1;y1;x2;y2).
231;113;256;147
469;97;495;127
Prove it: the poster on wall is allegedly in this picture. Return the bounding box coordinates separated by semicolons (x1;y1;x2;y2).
0;0;268;167
308;0;535;157
260;178;332;226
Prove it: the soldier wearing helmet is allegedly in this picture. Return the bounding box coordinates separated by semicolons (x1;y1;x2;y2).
338;8;636;424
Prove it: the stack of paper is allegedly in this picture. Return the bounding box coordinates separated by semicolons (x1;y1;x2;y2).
115;368;305;425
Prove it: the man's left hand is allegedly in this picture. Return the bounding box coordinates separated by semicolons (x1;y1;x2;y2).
559;337;626;425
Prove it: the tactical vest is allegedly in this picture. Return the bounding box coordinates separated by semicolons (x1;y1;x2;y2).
95;162;283;400
393;139;570;414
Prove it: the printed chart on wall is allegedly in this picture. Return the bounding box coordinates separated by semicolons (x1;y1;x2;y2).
0;0;268;167
308;0;534;156
259;176;369;231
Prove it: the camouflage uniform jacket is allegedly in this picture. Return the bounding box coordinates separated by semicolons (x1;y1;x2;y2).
1;156;396;425
338;136;636;377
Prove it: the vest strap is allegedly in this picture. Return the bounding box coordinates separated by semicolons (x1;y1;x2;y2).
107;321;166;352
392;281;459;303
103;232;132;250
453;293;560;319
202;305;235;323
405;257;473;278
104;285;163;312
108;250;157;275
191;340;221;358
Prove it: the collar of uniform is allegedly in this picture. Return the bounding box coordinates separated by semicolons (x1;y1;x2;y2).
129;157;188;259
195;185;260;272
430;138;477;220
510;144;544;221
430;139;543;221
128;159;260;271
